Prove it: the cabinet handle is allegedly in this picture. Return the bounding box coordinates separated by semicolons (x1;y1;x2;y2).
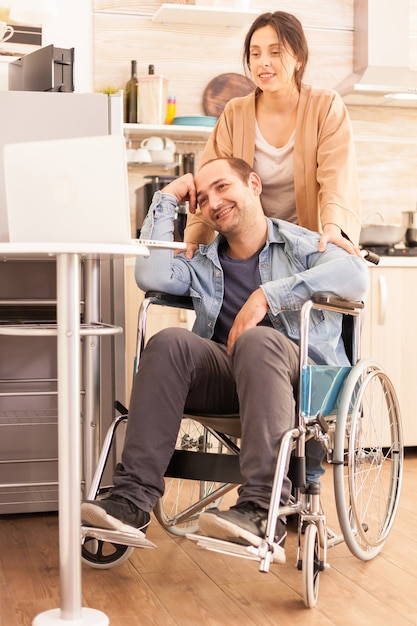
378;275;388;325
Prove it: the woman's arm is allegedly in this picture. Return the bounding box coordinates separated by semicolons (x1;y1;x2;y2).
315;91;362;246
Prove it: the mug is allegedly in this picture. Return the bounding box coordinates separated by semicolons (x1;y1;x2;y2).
141;136;165;151
126;148;137;163
163;137;176;152
140;136;176;152
0;21;14;43
133;147;152;163
149;148;175;164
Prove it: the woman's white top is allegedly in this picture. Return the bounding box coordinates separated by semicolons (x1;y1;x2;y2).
253;122;297;223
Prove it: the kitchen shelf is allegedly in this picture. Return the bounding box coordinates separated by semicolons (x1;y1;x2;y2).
152;3;258;28
124;123;213;143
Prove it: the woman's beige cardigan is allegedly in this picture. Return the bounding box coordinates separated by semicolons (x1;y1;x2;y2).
184;84;361;245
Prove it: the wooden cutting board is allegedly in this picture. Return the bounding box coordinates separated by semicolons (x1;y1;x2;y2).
202;73;255;118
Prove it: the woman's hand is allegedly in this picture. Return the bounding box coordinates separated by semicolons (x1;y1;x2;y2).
319;223;362;258
184;242;199;259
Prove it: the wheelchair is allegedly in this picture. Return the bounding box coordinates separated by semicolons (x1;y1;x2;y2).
81;290;403;608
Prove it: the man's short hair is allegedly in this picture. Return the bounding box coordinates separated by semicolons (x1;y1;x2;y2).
200;157;253;185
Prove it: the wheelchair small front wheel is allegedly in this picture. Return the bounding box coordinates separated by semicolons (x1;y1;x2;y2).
81;536;134;569
302;523;321;608
333;359;403;561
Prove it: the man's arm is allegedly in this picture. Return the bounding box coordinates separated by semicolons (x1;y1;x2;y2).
261;252;369;317
226;247;369;354
135;174;196;295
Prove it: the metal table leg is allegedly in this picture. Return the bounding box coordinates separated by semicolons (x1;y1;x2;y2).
33;253;108;625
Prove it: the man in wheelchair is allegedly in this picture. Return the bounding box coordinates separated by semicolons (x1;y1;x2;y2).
81;157;369;564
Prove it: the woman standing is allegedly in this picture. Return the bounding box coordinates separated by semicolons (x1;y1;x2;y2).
184;11;361;257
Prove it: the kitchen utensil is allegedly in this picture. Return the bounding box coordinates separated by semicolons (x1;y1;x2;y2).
359;223;405;246
402;210;417;227
136;175;184;238
202;73;255;118
183;152;195;175
401;210;417;246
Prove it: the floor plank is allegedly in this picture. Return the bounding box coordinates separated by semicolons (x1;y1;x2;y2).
1;451;416;625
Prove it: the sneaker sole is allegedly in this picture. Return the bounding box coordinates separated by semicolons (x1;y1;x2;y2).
198;512;286;564
81;502;149;536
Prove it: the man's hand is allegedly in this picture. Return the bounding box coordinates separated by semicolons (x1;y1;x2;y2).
161;173;197;212
227;288;269;354
319;223;362;258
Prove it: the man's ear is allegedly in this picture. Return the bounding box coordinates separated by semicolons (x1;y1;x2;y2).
248;171;262;196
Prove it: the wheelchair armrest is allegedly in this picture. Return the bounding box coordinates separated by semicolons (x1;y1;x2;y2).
312;292;364;313
144;290;194;310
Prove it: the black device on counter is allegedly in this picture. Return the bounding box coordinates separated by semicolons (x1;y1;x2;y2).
365;245;417;257
9;45;74;92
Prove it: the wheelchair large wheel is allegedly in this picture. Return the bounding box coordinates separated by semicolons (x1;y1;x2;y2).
153;418;237;536
302;523;321;608
333;359;403;561
81;536;134;569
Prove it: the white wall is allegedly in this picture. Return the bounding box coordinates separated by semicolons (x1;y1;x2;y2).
42;0;93;92
0;0;93;92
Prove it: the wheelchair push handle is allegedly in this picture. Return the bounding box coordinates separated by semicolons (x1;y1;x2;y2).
361;248;380;265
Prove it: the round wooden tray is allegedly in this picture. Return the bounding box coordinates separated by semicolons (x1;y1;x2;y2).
202;73;255;118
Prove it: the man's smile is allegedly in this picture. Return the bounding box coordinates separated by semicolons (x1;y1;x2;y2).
214;205;234;220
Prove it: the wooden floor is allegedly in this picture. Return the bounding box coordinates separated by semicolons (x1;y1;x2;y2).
1;449;417;626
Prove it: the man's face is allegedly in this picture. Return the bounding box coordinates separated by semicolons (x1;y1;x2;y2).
194;160;261;236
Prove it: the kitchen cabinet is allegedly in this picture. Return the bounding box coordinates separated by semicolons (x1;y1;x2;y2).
361;262;417;446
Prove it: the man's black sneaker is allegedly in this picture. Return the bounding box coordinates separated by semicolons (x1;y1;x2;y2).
81;494;150;535
198;501;286;564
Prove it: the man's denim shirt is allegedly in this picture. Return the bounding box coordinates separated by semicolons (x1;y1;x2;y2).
136;192;369;366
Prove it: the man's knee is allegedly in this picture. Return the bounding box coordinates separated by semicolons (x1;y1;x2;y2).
232;327;290;358
146;326;192;351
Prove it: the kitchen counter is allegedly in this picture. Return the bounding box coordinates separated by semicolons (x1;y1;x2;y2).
368;256;417;267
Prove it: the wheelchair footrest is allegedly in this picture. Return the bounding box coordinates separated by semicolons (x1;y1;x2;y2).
187;533;260;560
81;525;157;549
187;532;279;567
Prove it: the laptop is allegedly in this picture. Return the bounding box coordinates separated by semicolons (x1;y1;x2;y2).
3;134;186;249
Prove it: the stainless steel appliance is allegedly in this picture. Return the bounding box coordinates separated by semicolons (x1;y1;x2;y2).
402;210;417;247
8;44;74;93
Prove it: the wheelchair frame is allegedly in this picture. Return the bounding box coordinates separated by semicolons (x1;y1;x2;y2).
81;291;403;608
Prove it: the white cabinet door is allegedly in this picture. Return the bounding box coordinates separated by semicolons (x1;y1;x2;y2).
361;266;417;446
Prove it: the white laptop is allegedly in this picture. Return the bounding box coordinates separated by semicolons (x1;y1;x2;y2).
3;134;186;249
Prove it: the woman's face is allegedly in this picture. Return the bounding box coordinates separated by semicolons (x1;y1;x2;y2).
248;24;299;93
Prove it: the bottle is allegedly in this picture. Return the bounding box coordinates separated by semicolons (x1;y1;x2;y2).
124;60;138;123
165;96;177;124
